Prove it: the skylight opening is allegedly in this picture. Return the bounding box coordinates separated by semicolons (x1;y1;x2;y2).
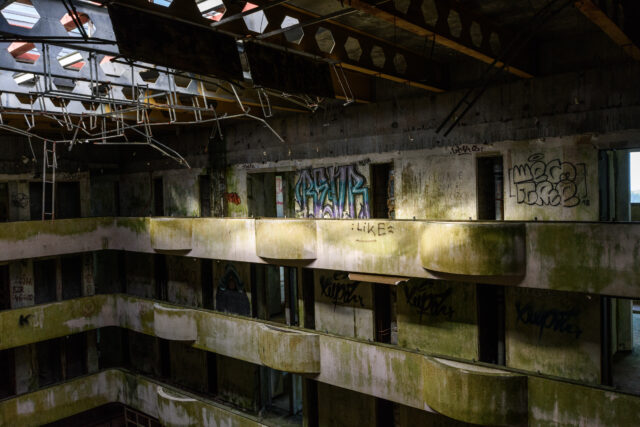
8;41;39;64
197;0;226;21
0;0;40;29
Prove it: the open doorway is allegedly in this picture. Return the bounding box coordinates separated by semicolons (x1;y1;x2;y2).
477;155;504;220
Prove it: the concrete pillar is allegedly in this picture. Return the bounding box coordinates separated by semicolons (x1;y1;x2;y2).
14;345;37;394
7;181;30;221
9;260;33;309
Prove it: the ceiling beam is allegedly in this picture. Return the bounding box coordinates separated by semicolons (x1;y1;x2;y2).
575;0;640;61
217;0;447;92
337;0;534;79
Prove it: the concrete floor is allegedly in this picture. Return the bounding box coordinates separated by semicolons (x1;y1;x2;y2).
612;312;640;395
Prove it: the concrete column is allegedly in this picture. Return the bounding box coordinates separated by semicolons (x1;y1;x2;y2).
7;181;30;221
14;345;37;394
9;260;33;309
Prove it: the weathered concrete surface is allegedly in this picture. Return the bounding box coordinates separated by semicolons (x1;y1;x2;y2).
506;288;601;383
154;303;198;341
2;294;640;425
257;324;320;373
421;222;526;278
150;218;193;251
0;369;267;427
1;217;639;297
255;219;317;260
397;280;478;360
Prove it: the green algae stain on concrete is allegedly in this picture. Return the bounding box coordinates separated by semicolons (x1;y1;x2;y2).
0;217;113;242
116;217;149;235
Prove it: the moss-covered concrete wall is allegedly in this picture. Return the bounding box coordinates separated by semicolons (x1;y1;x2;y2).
317;383;376;427
119;172;153;216
314;270;374;340
397;280;478;360
505;288;601;383
160;168;203;217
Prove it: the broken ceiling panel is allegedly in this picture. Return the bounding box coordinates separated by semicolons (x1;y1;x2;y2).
245;42;335;98
107;4;243;81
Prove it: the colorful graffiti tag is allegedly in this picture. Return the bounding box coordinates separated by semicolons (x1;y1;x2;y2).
294;164;370;219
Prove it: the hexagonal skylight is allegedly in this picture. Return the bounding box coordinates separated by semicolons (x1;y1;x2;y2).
148;0;173;6
243;3;268;34
197;0;226;21
100;55;127;78
315;27;335;54
57;48;85;71
60;11;96;37
281;16;303;45
8;42;39;64
1;0;40;29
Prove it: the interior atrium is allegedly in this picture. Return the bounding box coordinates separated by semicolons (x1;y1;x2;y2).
0;0;639;425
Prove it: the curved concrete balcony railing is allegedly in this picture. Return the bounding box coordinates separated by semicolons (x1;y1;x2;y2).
423;358;528;426
420;222;526;281
255;218;317;260
0;369;266;427
3;295;640;425
153;303;198;341
1;218;640;297
150;218;193;251
257;324;320;373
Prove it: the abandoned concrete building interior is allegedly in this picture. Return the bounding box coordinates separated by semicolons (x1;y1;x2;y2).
0;0;640;425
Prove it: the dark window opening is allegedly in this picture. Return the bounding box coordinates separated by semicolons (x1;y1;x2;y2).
477;156;504;220
374;284;392;344
98;327;129;370
159;338;171;378
63;333;87;380
153;177;164;216
34;258;57;304
302;268;315;329
61;255;83;300
304;379;319;427
154;254;167;301
29;181;51;220
199;175;211;217
114;181;121;217
56;181;81;219
477;284;505;365
0;264;10;310
37;339;63;387
376;397;396;427
202;259;213;310
371;163;393;219
0;349;15;398
43;403;161;427
207;352;218;395
0;182;9;222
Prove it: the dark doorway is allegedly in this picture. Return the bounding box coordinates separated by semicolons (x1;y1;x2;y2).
371;163;392;219
34;259;57;304
202;259;213;309
63;333;87;380
154;254;167;301
61;255;83;300
29;181;52;220
153;177;164;216
56;182;81;219
207;352;218;395
304;379;319;427
374;284;392;344
302;268;315;329
477;284;505;365
199;175;211;217
0;349;15;398
0;264;10;310
0;182;8;222
376;397;395;427
477;156;504;220
159;338;171;378
37;339;63;387
98;327;129;369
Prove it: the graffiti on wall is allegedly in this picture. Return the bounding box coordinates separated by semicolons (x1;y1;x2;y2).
319;272;365;308
216;264;250;316
295;164;370;219
403;281;454;321
515;301;583;340
508;153;588;208
224;192;241;205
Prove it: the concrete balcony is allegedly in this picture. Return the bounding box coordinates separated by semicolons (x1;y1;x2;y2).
255;219;317;261
153;303;198;341
1;295;637;425
258;324;320;373
0;369;267;427
0;217;639;297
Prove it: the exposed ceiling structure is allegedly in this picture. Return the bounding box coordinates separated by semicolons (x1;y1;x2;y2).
0;0;636;165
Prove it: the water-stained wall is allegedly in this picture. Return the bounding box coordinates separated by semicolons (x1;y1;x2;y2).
314;270;374;340
505;287;601;383
397;280;478;360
